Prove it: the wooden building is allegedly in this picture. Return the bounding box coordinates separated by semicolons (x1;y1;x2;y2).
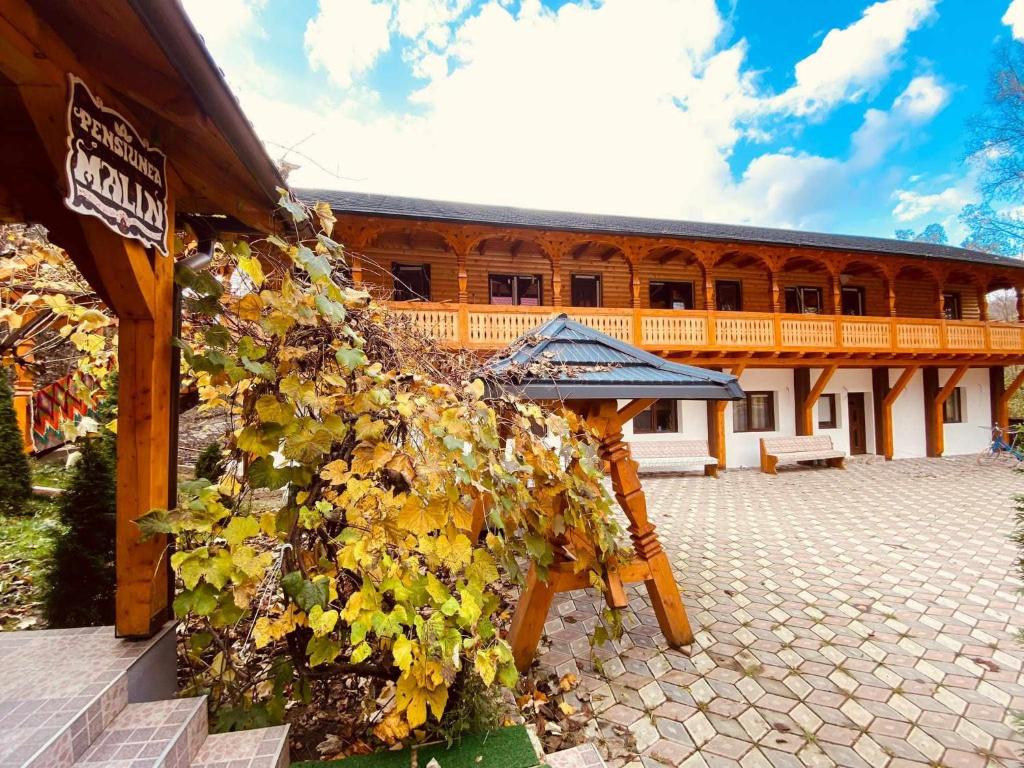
308;190;1024;468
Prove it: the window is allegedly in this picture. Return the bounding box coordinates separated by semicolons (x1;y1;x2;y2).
943;387;964;423
489;274;542;306
649;281;694;310
733;391;776;432
633;400;679;434
571;274;602;307
715;280;742;311
392;263;431;301
943;292;962;320
784;286;824;314
817;394;838;429
841;286;865;316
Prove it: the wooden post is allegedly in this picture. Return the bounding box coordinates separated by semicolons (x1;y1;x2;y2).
456;245;469;303
706;363;744;469
1017;286;1024;322
881;365;918;460
978;286;989;322
872;367;889;455
794;368;810;435
990;366;1006;429
551;255;563;308
997;367;1024;431
922;367;940;457
887;277;897;317
797;365;837;435
830;272;842;315
927;366;968;457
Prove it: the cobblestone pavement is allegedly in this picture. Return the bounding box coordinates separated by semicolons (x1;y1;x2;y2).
533;456;1024;768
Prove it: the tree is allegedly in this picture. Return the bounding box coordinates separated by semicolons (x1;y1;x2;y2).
968;44;1024;203
146;206;624;744
43;437;116;626
894;223;949;244
0;368;32;514
958;202;1024;257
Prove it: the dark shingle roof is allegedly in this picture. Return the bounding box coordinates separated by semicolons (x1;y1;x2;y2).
481;314;744;401
298;189;1024;270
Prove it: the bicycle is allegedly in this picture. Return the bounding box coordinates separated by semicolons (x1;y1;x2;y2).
976;424;1024;467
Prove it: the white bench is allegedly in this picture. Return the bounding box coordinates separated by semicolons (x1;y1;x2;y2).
759;435;846;475
629;439;718;477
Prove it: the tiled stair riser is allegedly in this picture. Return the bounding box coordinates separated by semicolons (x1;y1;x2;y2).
23;676;128;768
189;726;290;768
72;697;207;768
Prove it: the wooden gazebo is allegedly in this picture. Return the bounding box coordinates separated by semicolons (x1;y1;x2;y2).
483;315;742;670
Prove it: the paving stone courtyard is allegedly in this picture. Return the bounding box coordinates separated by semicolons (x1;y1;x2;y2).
534;456;1024;768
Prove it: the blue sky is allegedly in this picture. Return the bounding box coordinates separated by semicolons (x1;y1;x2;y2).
182;0;1023;243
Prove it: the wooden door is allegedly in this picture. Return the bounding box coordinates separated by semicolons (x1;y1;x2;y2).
848;392;867;455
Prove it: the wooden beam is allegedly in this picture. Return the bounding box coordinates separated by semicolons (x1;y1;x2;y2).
881;365;919;460
799;365;837;435
617;398;658;426
927;365;968;457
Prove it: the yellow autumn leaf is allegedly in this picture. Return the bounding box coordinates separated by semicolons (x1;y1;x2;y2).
396;496;445;536
237;292;264;321
308;605;339;637
319;459;349;485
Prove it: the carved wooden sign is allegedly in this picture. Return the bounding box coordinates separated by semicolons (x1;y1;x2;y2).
64;75;169;255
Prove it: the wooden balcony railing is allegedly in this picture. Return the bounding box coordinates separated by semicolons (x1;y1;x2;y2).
386;302;1024;358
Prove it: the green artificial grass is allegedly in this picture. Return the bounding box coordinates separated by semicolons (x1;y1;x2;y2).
292;725;541;768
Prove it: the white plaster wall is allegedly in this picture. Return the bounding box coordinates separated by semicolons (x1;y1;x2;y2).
620;399;708;441
812;368;875;456
889;368;926;459
725;369;796;469
940;367;990;456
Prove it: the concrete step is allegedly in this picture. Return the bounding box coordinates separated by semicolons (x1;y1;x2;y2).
69;696;207;768
189;726;290;768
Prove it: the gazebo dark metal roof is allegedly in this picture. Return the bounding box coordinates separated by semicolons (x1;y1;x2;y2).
481;314;744;400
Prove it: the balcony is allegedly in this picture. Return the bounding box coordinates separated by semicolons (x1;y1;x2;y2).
386;302;1024;361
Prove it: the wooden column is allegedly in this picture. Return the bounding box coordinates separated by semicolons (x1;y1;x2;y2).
90;208;177;638
1016;286;1024;322
706;364;744;469
830;273;843;316
872;367;889;455
350;252;364;287
996;367;1024;431
926;366;968;457
978;286;989;322
990;366;1006;429
456;246;469;303
881;366;918;460
551;255;563;308
886;276;897;317
796;365;836;435
922;367;940;457
769;269;781;313
794;368;810;435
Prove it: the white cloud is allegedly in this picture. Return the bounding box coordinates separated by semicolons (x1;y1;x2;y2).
850;74;949;168
182;0;265;50
305;0;394;88
775;0;937;117
892;185;969;221
1004;0;1024;39
184;0;950;234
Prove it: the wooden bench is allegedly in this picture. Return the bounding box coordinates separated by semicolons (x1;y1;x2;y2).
759;435;846;474
628;439;718;477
